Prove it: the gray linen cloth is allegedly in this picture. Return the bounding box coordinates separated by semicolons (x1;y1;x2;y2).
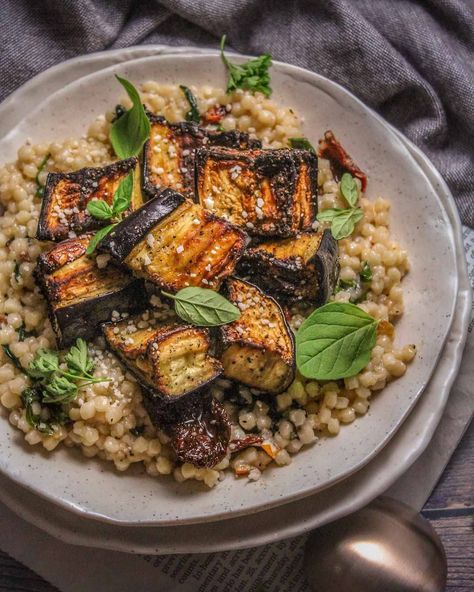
0;0;472;226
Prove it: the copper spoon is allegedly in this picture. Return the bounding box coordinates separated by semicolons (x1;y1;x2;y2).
304;496;447;591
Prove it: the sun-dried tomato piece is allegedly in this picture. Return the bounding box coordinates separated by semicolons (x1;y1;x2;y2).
318;130;368;191
170;397;230;468
202;104;227;125
229;434;264;453
143;393;231;468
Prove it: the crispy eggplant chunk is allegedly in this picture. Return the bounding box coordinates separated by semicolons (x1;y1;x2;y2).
37;158;144;241
142;113;261;198
35;234;145;347
99;191;247;292
318;130;367;191
238;229;338;305
103;317;223;400
144;393;231;468
195;147;318;237
218;278;295;394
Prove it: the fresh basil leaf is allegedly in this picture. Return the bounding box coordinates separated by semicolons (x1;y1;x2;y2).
110;76;151;159
28;349;60;378
112;171;133;216
85;224;116;256
87;199;114;220
162;287;241;327
42;374;78;404
65;338;94;377
330;208;363;240
340;172;359;207
220;35;272;97
288;137;316;153
360;261;372;282
35;153;51;199
2;344;28;375
316;208;344;223
296;302;378;380
180;85;201;123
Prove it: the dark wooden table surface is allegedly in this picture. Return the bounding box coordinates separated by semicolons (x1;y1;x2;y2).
0;423;472;592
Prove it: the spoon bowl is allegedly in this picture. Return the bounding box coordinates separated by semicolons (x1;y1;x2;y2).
304;496;447;592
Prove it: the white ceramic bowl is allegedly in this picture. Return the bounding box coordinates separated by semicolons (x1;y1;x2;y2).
0;51;462;526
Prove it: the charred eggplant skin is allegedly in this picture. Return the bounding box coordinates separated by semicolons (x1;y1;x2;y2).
217;277;295;394
37;158;140;242
36;234;146;347
142;112;261;199
237;229;338;305
51;283;144;347
314;229;339;304
98;189;185;262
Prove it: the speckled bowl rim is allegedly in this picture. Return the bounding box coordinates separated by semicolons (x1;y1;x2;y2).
0;47;465;528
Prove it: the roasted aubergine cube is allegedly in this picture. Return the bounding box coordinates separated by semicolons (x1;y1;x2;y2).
98;190;247;292
142;112;261;198
103;317;223;400
37;157;144;241
237;229;339;305
195;147;318;237
143;392;231;468
218;278;295;394
35;234;146;347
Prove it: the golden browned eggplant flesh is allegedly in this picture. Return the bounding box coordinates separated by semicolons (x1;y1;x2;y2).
103;316;222;400
218;277;295;393
99;191;247;292
142;112;261;198
195;147;318;237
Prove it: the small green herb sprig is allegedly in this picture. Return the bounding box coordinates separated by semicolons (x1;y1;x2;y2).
296;302;378;380
12;261;21;282
16;324;35;342
2;339;110;433
162;287;241;327
289;137;316;153
21;387;69;435
180;85;201;123
220;35;272;97
34;153;51;198
317;173;363;240
85;171;133;255
334;261;373;303
360;261;372;282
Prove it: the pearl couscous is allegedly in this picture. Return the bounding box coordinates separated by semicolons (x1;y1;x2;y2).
0;84;415;487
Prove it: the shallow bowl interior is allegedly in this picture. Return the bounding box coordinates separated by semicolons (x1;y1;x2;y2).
0;53;458;526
